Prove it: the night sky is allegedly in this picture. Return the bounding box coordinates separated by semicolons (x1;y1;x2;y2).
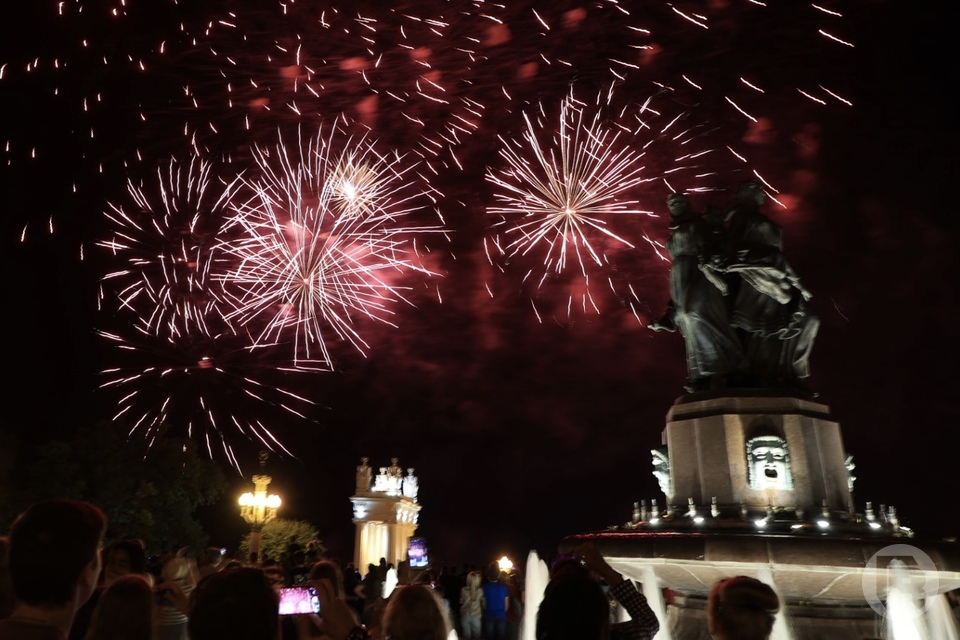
2;0;957;567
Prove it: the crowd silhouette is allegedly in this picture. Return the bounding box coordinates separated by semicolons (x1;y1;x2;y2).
0;498;803;640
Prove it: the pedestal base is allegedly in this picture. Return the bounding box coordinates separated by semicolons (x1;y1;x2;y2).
666;594;882;640
559;530;960;640
663;392;852;514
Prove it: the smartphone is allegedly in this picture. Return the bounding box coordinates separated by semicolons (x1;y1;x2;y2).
277;586;320;615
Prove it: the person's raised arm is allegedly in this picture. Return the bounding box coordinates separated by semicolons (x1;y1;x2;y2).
573;542;623;587
573;543;659;640
298;578;369;640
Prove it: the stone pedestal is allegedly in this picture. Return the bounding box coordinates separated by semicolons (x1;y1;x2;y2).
663;393;853;514
559;391;960;639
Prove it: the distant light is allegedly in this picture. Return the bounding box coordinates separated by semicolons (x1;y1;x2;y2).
790;524;803;530
649;517;660;524
868;522;882;530
693;516;704;524
817;520;829;528
754;519;766;528
238;492;281;509
497;556;513;572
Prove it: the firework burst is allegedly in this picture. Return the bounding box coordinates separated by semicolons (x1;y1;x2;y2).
3;0;856;460
98;326;317;472
95;155;322;468
218;123;444;368
3;1;854;237
487;90;654;277
484;86;732;316
97;156;236;338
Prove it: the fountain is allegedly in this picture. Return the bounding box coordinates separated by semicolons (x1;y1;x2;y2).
559;387;960;638
522;551;550;640
883;560;930;640
925;592;960;640
558;185;960;639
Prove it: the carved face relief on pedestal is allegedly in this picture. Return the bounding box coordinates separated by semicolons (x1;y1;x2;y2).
746;436;794;490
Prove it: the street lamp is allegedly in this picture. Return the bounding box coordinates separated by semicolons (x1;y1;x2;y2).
239;451;281;563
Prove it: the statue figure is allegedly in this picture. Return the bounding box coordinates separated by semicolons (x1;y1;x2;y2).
845;455;856;493
386;458;403;496
649;193;747;392
745;435;793;490
356;456;372;493
402;468;419;502
650;184;820;395
651;447;672;497
719;181;819;388
373;466;390;493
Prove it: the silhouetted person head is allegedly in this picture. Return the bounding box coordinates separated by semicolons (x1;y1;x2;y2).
707;576;780;640
188;567;279;640
381;583;451;640
9;499;107;608
465;570;481;591
103;539;149;587
83;573;153;640
536;560;609;640
5;499;107;637
199;547;224;569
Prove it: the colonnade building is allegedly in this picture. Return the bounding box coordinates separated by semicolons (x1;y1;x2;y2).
350;457;421;571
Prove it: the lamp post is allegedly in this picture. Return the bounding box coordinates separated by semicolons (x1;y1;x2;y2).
239;451;281;563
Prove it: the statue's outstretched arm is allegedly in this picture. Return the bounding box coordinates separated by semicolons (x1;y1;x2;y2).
699;263;729;295
648;301;678;332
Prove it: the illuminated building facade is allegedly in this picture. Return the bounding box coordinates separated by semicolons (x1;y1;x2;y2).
350;457;421;571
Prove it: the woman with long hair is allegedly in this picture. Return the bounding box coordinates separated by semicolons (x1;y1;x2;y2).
459;570;483;639
155;555;196;640
382;584;452;640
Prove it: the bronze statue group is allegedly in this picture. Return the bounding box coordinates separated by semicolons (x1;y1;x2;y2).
650;181;819;395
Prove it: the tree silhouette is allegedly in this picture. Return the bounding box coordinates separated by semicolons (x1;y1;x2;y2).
239;518;323;564
0;421;226;552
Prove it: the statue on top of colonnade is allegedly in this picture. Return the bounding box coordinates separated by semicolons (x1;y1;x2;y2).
355;457;419;501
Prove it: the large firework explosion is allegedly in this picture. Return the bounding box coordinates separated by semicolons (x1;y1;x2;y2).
95;156;320;467
2;0;854;460
217;123;444;368
97;157;235;339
